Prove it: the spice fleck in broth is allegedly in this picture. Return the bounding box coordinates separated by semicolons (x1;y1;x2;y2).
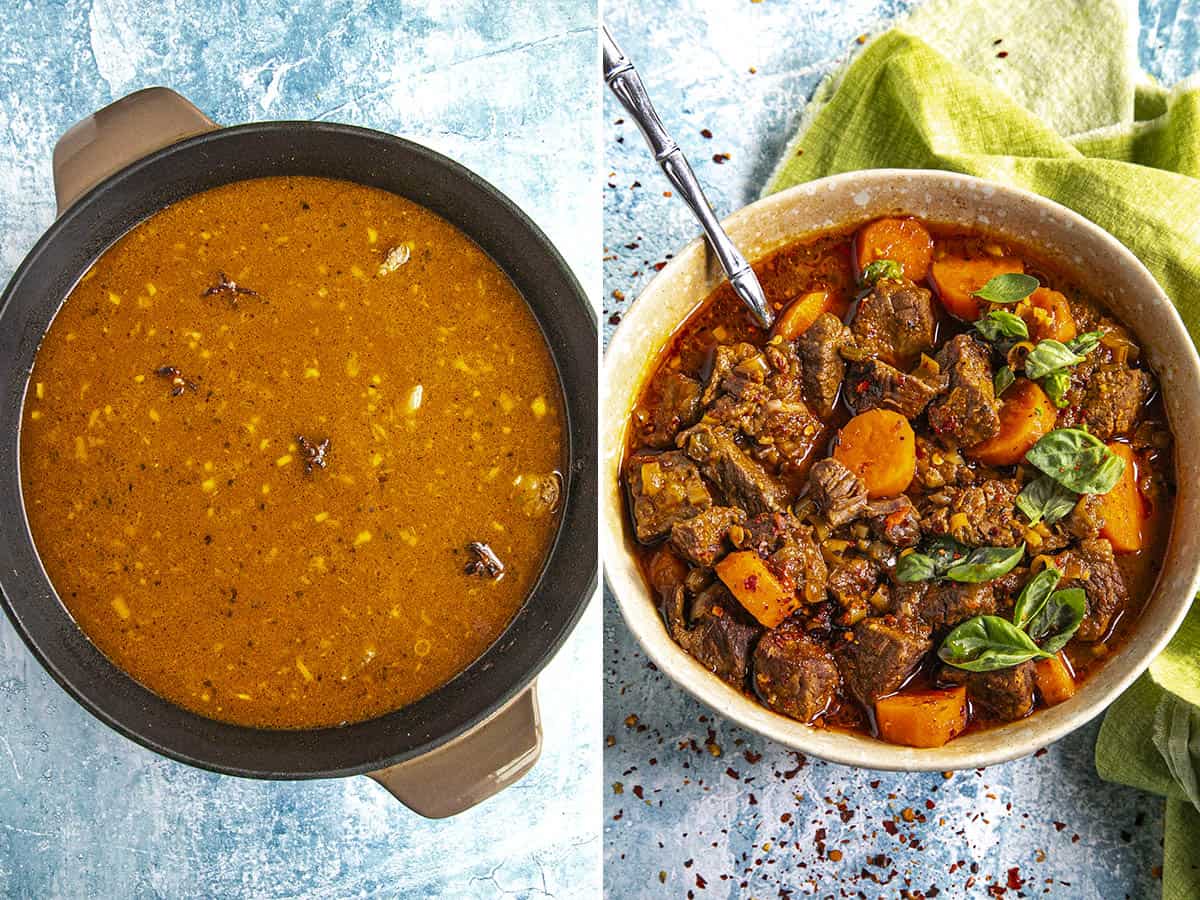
20;176;564;729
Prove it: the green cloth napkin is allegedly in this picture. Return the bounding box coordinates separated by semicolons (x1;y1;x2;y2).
763;3;1200;896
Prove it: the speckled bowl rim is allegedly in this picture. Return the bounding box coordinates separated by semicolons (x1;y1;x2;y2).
602;168;1200;771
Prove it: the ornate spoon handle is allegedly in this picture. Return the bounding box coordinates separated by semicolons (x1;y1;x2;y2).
601;25;773;329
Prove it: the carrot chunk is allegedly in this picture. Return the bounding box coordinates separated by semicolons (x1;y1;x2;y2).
876;686;969;748
967;378;1055;466
772;289;849;341
855;217;934;281
1034;652;1077;706
1017;287;1077;342
1097;442;1145;553
929;255;1025;321
833;409;916;498
715;550;798;628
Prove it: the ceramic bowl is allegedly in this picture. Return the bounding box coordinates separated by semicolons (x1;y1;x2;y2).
603;168;1200;770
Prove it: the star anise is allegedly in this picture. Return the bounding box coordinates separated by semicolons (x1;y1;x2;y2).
296;435;330;473
202;271;258;306
464;541;505;579
154;365;198;396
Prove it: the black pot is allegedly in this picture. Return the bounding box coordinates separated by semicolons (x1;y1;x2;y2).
0;88;596;816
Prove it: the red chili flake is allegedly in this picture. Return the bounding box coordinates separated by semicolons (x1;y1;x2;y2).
653;261;668;271
712;153;731;165
608;314;622;325
744;574;759;591
743;749;762;764
882;820;898;835
700;128;713;139
695;874;707;890
997;50;1009;58
632;785;644;800
1007;868;1024;889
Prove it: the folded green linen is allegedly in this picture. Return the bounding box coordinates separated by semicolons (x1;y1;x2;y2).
763;4;1200;895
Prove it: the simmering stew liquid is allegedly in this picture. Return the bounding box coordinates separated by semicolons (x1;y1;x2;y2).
21;176;564;729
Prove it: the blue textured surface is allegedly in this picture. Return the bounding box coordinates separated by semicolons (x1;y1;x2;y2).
0;2;600;898
602;2;1198;897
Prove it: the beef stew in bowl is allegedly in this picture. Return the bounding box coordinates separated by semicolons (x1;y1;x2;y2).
623;214;1174;749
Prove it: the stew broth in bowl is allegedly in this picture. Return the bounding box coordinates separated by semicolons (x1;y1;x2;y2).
623;214;1173;749
21;175;564;729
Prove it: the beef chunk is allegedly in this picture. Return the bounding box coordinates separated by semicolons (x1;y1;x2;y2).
1077;365;1154;439
1065;493;1105;541
851;279;937;366
808;457;868;527
672;584;763;688
866;495;922;548
767;524;829;608
846;358;940;418
1054;538;1129;641
837;618;932;705
796;312;849;419
638;371;702;448
669;506;746;567
943;661;1035;722
922;479;1025;547
919;581;998;631
682;425;789;514
927;334;1001;448
827;555;881;607
752;623;841;722
626;451;712;543
702;342;766;404
751;396;823;473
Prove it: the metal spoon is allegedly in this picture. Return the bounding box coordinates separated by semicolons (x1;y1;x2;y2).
602;25;774;329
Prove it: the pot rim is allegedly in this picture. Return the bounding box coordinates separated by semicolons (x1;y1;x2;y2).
603;167;1200;771
0;119;597;779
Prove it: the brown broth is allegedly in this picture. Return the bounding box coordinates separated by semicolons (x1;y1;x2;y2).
20;176;564;729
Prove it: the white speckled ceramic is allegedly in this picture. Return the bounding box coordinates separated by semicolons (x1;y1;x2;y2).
603;168;1200;771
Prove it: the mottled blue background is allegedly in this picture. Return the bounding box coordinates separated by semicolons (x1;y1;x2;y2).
602;1;1199;898
0;2;600;898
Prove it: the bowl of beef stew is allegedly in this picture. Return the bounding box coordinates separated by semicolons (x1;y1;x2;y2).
603;169;1200;770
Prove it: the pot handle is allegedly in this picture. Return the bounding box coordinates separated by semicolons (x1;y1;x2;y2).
366;682;542;819
52;87;218;214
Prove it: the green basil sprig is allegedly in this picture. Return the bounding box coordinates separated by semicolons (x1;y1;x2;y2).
896;537;1024;584
940;565;1088;672
974;310;1029;342
1024;331;1104;380
1041;370;1071;408
993;365;1016;397
938;615;1049;671
1028;588;1086;654
1015;474;1078;525
971;272;1040;305
943;544;1026;583
862;258;903;284
1012;566;1062;631
1026;427;1126;495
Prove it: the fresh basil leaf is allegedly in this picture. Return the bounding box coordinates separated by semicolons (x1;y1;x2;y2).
971;272;1039;305
1026;428;1127;494
862;259;902;284
938;614;1049;672
895;551;937;583
1029;588;1087;653
1016;474;1078;525
994;365;1016;397
1024;340;1086;379
1066;330;1105;356
1042;370;1071;408
974;310;1029;343
1012;566;1061;631
944;544;1026;583
925;535;969;572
